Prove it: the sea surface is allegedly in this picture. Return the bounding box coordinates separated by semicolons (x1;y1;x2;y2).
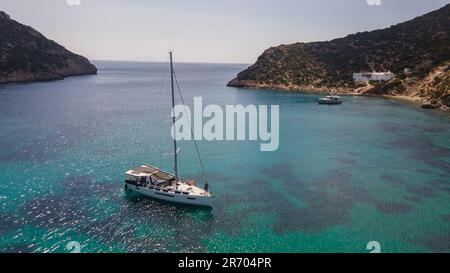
0;61;449;253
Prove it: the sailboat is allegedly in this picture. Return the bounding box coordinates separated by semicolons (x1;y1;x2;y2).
124;52;214;208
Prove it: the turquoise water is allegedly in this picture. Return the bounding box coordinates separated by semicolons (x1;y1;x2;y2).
0;61;449;253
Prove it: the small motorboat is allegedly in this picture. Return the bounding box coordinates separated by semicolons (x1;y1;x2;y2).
318;95;342;105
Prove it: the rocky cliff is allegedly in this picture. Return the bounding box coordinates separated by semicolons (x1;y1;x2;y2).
228;4;450;110
0;11;97;84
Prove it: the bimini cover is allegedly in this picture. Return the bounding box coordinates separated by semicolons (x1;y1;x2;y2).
127;164;175;182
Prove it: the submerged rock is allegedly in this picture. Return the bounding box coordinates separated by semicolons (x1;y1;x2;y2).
441;94;450;107
421;101;439;109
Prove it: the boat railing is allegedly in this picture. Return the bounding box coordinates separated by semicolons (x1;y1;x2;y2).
126;179;192;195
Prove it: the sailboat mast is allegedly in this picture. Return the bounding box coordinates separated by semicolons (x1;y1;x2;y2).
170;52;178;180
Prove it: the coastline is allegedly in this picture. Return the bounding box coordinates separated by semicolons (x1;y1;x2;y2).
377;94;449;112
227;82;450;112
0;72;97;86
227;79;355;94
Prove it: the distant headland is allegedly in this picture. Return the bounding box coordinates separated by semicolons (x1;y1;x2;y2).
228;4;449;111
0;11;97;85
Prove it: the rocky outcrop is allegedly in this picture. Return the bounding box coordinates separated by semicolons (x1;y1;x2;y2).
0;11;97;84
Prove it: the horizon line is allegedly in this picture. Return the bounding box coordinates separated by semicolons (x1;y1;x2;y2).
91;59;252;66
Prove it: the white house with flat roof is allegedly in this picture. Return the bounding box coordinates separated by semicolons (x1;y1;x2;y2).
353;71;395;84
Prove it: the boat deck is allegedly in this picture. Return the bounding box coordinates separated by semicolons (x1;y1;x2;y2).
171;182;212;197
126;164;212;198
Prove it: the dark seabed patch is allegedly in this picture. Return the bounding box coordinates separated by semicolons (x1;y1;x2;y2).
407;185;435;198
412;124;448;134
379;122;405;134
380;119;450;177
440;215;450;222
379;122;448;135
0;214;23;235
417;233;450;252
404;195;423;203
219;164;415;235
21;195;87;229
425;180;450;195
0;244;34;253
387;136;450;172
381;174;436;199
373;202;412;214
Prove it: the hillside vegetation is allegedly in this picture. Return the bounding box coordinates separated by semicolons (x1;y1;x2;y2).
228;4;450;110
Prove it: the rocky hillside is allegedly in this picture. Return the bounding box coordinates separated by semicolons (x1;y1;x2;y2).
0;11;96;84
362;62;449;110
228;4;449;109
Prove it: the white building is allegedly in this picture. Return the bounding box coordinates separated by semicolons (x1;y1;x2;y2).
353;71;395;84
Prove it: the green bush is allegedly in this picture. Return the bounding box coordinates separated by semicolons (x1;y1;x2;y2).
383;78;403;90
369;80;381;86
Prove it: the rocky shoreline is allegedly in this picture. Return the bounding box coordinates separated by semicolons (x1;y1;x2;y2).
228;75;450;112
227;79;355;94
0;60;97;85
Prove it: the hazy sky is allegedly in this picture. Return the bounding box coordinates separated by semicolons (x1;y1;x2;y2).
2;0;449;63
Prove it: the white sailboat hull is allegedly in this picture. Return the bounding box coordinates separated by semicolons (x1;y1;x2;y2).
125;183;214;208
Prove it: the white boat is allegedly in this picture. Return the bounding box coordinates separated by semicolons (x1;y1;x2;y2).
125;164;213;207
318;95;342;105
124;52;214;208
